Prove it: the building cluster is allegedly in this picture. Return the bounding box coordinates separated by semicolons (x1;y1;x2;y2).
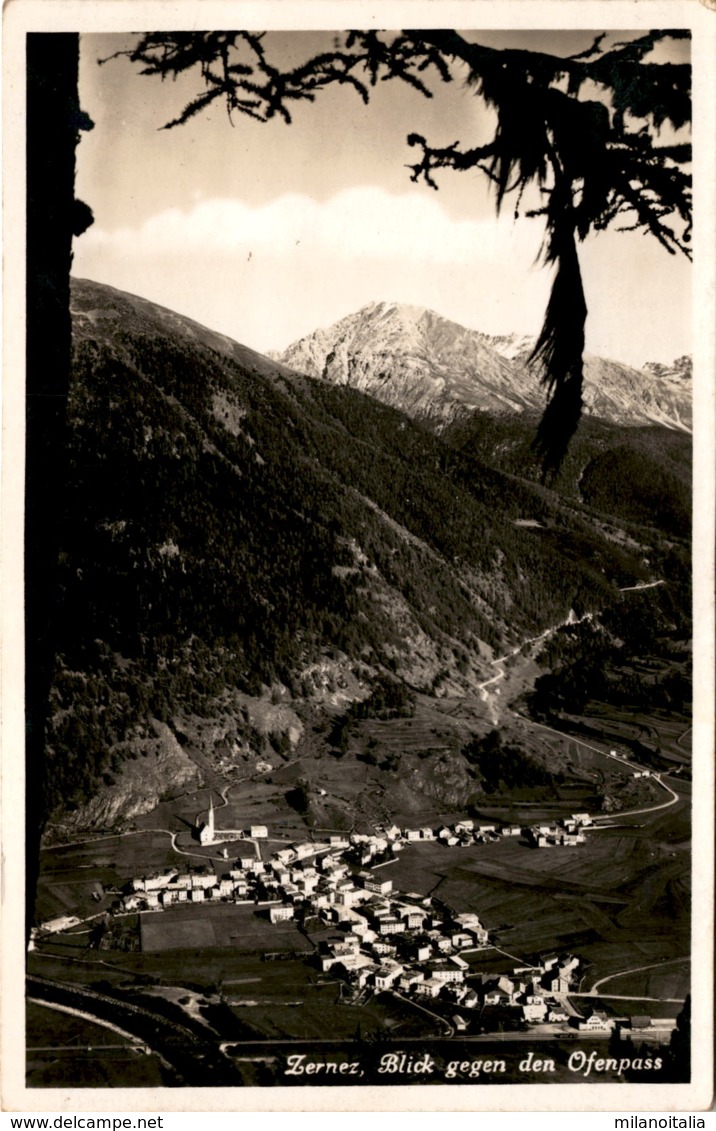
197;798;268;846
433;820;519;847
526;812;593;848
397;815;593;851
121;812;593;921
316;936;584;1024
119;816;591;1028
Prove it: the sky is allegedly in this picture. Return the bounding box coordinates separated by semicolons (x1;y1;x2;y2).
73;30;692;367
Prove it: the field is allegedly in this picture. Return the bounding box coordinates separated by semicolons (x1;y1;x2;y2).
25;1001;168;1089
586;959;691;1001
140;903;310;953
228;988;431;1041
385;804;690;1000
579;704;691;768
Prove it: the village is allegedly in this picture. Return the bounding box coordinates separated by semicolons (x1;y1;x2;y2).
75;803;634;1035
32;795;682;1049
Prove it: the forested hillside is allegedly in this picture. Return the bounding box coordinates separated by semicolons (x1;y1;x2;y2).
42;280;690;823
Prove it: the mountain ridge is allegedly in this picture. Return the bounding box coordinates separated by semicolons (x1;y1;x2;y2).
272;300;692;433
45;278;689;833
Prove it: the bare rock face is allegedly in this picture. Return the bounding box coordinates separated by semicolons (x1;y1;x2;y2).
45;721;201;840
277;302;542;426
275;301;692;433
407;751;474;809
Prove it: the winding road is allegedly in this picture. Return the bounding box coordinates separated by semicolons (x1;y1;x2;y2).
513;713;682;820
585;956;690;995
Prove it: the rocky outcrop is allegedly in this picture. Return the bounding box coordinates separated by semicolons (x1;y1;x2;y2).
45;721;201;840
275;301;692;432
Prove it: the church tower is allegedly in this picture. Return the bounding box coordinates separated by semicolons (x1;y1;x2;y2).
199;795;215;845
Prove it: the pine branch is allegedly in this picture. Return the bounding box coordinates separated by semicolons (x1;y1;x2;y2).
105;28;693;471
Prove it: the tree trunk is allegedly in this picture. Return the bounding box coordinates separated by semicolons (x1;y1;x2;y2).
25;32;81;934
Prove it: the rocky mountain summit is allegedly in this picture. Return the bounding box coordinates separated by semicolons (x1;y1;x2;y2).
274;301;692;433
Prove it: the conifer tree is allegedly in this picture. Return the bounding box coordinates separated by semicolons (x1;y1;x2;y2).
107;29;692;472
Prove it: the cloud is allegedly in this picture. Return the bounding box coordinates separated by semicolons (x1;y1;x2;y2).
79;186;544;268
72;186;689;364
74;186;554;350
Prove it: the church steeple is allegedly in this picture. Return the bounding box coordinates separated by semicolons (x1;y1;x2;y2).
198;793;216;845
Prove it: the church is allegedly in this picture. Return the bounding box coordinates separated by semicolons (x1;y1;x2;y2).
197;796;215;845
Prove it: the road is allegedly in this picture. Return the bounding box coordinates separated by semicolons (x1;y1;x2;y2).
515;713;682;821
391;990;453;1036
27;995;168;1066
477;611;594;695
619;580;666;593
585;956;690;995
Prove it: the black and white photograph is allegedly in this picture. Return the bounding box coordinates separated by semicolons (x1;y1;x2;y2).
4;0;714;1113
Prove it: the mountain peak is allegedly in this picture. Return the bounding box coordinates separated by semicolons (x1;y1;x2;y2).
274;304;692;432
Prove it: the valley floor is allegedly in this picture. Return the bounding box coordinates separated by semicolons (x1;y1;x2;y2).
28;689;691;1090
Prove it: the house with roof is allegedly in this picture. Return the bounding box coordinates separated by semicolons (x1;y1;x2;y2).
371;940;397;957
399;971;425;991
428;962;464;984
578;1010;614;1032
333;884;361;907
415;977;443;998
406;942;432;962
451;931;476;949
357;964;379;989
401;908;426;930
547;972;572;993
522;1000;548;1022
378;917;406;936
374;963;404;991
361;875;393;896
482;975;518;1004
433;936;453;954
269;904;294;923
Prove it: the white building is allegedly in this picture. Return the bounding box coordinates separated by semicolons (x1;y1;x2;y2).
198;797;216;845
269;904;294;923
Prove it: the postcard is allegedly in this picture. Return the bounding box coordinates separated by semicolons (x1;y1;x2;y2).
3;0;714;1113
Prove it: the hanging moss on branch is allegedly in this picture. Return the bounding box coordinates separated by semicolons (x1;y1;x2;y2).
104;28;691;471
